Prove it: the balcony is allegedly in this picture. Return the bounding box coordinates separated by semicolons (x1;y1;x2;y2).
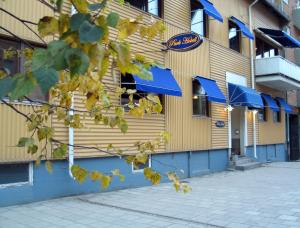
261;0;290;24
255;56;300;91
293;7;300;30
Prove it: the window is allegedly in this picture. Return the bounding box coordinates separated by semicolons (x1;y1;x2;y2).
125;0;162;17
0;39;20;76
191;0;208;37
132;156;151;173
273;101;281;123
283;0;288;4
255;37;279;59
228;21;241;52
192;79;209;117
258;100;268;122
120;73;164;112
0;163;32;186
0;37;47;101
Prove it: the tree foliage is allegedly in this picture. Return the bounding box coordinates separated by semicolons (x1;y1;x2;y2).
0;0;190;193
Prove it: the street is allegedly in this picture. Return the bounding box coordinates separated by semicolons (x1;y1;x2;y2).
1;162;300;228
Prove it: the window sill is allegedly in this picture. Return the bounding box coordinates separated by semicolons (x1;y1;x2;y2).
0;181;32;189
192;115;211;119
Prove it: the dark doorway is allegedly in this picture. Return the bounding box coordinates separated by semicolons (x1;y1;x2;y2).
289;114;300;161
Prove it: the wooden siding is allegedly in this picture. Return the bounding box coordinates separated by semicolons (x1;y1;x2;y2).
0;0;54;42
0;102;51;162
165;26;211;152
256;85;286;145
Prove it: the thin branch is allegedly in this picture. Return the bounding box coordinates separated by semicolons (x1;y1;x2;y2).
0;8;47;45
0;27;35;49
37;0;57;12
1;99;33;122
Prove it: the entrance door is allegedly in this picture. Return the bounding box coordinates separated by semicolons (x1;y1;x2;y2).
289;114;300;161
231;108;245;156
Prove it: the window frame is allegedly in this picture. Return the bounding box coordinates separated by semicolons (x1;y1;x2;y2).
190;0;209;38
0;162;33;189
273;101;281;123
228;20;241;53
192;79;210;117
132;155;152;173
258;106;268;122
255;36;280;59
124;0;163;18
0;35;48;101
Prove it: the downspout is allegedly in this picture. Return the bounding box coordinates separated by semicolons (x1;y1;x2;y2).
249;0;260;159
68;94;74;178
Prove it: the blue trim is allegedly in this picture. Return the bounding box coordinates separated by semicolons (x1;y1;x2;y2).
261;93;280;112
230;16;254;40
228;83;264;109
194;76;226;104
246;144;287;162
258;28;300;48
276;97;292;113
198;0;223;23
133;66;182;97
0;150;228;207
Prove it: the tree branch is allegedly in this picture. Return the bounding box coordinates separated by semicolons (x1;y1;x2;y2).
37;0;57;12
0;8;47;45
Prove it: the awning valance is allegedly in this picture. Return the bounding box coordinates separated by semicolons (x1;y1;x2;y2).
228;83;264;109
133;66;182;97
261;93;280;112
230;16;254;40
198;0;223;23
258;28;300;48
194;76;226;104
276;97;292;113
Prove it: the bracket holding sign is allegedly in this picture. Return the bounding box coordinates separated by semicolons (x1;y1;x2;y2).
164;32;203;52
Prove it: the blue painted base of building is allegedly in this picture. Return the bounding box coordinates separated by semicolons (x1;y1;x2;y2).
0;149;228;207
246;144;288;162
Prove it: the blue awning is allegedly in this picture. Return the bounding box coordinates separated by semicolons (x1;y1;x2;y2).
228;83;264;109
194;76;226;104
276;97;292;113
198;0;223;23
230;16;254;40
133;66;182;97
258;28;300;48
261;94;280;112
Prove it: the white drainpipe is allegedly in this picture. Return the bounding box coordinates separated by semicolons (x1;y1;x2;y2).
249;0;260;159
69;94;74;178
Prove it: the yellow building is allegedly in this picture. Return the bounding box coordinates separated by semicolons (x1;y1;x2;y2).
1;0;300;206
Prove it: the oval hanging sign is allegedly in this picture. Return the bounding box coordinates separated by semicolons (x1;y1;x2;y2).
166;32;203;52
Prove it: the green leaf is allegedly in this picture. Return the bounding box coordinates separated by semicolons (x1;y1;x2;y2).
64;48;89;76
27;144;38;155
70;13;90;32
79;21;104;43
119;119;128;133
32;49;51;72
107;12;119;28
48;40;69;70
38;16;59;37
33;68;58;95
53;144;67;159
10;74;36;100
45;160;53;173
17;137;34;147
56;0;64;12
0;77;14;99
71;0;89;13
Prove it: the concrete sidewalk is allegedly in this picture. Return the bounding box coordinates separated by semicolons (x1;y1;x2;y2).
1;162;300;228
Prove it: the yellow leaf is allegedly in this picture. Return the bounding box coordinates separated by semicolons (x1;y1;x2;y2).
150;173;161;185
71;0;88;13
101;175;111;189
90;171;103;181
45;160;53;174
